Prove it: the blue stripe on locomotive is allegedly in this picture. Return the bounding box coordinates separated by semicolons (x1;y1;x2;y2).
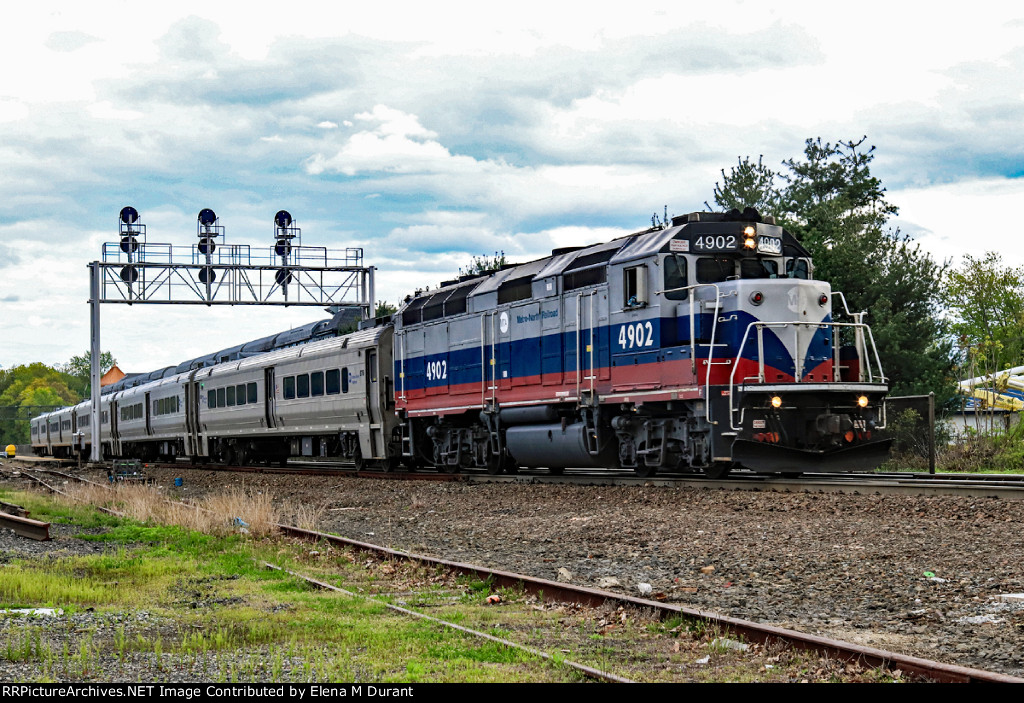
397;312;833;391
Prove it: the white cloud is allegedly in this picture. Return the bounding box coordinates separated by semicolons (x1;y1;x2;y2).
893;177;1024;269
3;2;1024;372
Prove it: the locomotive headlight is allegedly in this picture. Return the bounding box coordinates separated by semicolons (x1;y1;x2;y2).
770;395;782;409
743;226;757;249
857;395;869;408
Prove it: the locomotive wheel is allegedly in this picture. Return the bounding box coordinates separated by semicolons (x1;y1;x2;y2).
632;442;657;478
704;462;733;479
484;451;503;475
634;462;657;478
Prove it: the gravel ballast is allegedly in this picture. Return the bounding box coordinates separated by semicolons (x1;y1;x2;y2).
5;464;1024;678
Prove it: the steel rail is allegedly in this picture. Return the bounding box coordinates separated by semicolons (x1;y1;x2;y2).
23;468;1024;682
0;500;29;517
0;510;50;541
24;468;628;682
262;562;633;683
277;524;1024;684
43;458;1024;499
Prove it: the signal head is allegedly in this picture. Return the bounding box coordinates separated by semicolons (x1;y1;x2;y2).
119;206;139;225
198;208;217;227
274;210;293;228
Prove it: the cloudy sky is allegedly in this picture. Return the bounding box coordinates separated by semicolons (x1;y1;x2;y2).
3;2;1023;373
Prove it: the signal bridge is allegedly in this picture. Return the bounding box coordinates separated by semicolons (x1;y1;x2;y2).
87;206;375;462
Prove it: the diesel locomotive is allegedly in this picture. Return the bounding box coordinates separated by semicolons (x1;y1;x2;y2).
32;208;891;477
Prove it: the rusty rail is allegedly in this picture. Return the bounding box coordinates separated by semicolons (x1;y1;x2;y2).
278;524;1024;684
0;511;50;541
25;468;1024;682
0;500;28;517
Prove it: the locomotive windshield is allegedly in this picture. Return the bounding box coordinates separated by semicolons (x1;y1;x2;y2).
693;255;783;284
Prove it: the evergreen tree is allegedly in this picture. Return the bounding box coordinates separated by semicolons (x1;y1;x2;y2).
712;137;953;397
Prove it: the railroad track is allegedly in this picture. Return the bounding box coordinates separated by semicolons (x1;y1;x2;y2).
54;457;1024;501
18;467;1024;684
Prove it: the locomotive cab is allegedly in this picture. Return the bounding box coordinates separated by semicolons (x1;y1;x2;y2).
619;210;890;476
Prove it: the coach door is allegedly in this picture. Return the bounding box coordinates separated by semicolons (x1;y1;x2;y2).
109;399;121;455
366;350;383;459
264;368;278;429
184;378;203;456
145;392;153;436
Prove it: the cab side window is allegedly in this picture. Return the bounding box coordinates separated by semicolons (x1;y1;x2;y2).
664;256;688;300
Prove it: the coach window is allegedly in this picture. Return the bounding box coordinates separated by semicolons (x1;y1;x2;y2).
226;386;236;406
311;371;324;397
664;255;688;300
217;388;226;408
623;265;648;308
696;257;734;284
247;382;257;404
235;384;246;405
297;374;310;398
283;376;296;400
208;390;217;408
326;369;340;395
341;367;349;394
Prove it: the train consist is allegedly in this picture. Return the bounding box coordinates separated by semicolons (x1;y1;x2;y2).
32;208;891;477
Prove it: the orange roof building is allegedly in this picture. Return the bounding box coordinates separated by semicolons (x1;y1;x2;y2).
100;364;127;387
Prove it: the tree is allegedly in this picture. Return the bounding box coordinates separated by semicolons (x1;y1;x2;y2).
711;155;780;216
375;301;398;318
60;350;117;379
58;350;117;399
944;252;1024;376
461;251;508;276
712;137;953;397
0;363;80;445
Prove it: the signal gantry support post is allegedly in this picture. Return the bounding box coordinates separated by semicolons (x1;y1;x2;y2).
89;261;101;463
87;208;375;464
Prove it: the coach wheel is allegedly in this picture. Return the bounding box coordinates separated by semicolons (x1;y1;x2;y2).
353;447;365;471
222;445;237;466
704;462;733;480
381;455;399;473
